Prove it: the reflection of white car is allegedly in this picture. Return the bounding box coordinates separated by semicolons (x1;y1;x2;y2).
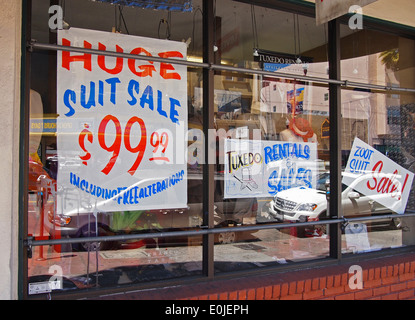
269;173;401;227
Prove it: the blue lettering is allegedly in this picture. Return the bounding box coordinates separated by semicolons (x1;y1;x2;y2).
157;90;167;118
140;85;154;110
80;81;96;109
264;146;272;164
127;79;140;106
105;77;120;105
169;97;181;124
63;89;76;117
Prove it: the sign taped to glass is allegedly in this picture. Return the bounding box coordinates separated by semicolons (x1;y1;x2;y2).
224;139;318;198
56;28;188;214
342;137;414;214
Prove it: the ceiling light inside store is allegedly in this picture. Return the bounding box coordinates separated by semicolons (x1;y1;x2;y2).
90;0;192;11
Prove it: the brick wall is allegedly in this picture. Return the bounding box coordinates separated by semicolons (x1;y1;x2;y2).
93;253;415;300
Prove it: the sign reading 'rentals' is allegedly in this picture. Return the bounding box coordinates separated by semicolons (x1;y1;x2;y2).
56;28;188;215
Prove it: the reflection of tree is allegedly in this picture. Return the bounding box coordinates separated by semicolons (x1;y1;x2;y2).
380;49;400;71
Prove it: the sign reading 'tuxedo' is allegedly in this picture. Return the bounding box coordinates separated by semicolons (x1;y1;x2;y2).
56;28;188;214
343;138;414;214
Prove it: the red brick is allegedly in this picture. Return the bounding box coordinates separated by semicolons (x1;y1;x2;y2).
341;273;349;286
218;292;228;300
382;276;399;285
393;264;399;276
228;291;238;300
399;273;414;282
407;280;415;289
296;280;305;294
324;286;344;297
264;286;273;300
335;292;355;300
326;275;334;288
354;289;373;300
381;293;399;300
312;278;320;291
280;283;289;297
303;289;324;300
319;277;327;290
333;274;342;287
288;281;297;295
238;290;247;300
247;289;256;300
281;293;303;300
390;282;407;292
304;279;312;292
365;279;382;288
272;284;281;299
398;289;415;300
208;294;218;300
373;285;390;297
256;287;264;300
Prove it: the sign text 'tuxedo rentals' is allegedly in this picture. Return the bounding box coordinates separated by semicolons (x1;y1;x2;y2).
343;138;414;214
224;139;318;198
57;28;187;214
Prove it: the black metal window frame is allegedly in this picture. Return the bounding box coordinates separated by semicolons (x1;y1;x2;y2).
19;0;415;299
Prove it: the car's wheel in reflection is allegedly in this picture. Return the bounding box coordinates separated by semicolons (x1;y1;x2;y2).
74;224;118;251
217;231;236;244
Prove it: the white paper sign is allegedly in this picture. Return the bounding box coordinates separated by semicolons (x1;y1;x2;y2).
224;139;318;198
342;138;414;214
56;28;187;214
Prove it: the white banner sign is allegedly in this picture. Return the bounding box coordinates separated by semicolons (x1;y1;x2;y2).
342;138;414;214
224;139;318;198
57;28;187;214
316;0;377;25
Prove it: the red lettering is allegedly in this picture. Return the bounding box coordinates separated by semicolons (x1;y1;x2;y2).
61;38;92;71
128;47;156;77
367;160;382;190
97;43;124;74
158;51;183;80
368;160;401;199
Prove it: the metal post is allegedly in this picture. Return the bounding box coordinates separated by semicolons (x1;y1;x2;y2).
328;19;342;260
202;0;215;278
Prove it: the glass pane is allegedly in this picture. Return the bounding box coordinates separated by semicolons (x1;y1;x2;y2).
215;0;329;79
340;89;415;254
28;0;204;294
212;70;331;271
340;26;415;89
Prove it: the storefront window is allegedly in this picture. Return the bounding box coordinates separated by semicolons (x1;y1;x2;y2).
339;24;415;254
24;0;415;298
28;0;205;293
211;0;331;273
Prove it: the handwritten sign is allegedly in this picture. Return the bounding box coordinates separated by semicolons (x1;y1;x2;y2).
56;28;187;214
224;139;318;198
342;138;414;214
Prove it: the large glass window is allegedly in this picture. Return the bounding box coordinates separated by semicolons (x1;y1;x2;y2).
211;0;331;273
339;24;415;254
24;0;415;298
28;0;205;293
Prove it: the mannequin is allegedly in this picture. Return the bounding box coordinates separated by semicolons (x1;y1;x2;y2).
280;117;318;144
